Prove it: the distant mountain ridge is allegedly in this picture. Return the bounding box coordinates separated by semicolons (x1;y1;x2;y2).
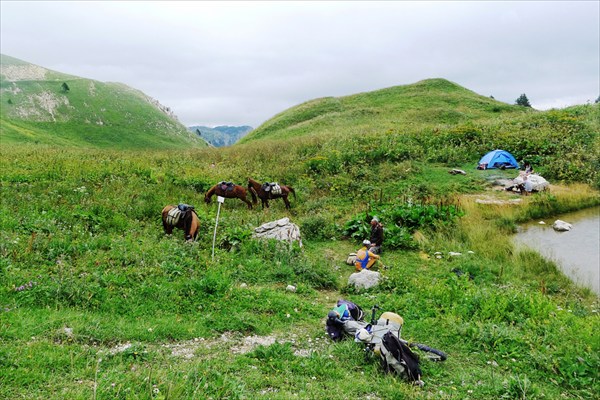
0;54;207;149
188;125;253;147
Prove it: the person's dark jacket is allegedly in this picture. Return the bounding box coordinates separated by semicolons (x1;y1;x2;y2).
370;223;383;247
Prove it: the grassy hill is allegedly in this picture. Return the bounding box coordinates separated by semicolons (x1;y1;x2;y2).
1;75;599;399
0;54;206;149
240;79;531;143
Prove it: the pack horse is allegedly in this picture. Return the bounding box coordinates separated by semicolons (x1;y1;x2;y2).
204;181;255;209
162;204;200;241
247;177;296;210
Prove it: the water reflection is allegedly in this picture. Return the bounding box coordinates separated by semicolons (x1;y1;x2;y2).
514;207;600;295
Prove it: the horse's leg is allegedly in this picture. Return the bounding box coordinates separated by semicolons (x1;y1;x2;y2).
244;198;253;209
162;218;173;235
183;213;193;241
283;195;291;210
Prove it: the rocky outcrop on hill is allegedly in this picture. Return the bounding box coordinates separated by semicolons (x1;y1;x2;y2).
13;91;71;122
1;64;48;81
144;94;180;121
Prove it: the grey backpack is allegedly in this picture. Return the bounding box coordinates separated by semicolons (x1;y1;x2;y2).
379;331;422;383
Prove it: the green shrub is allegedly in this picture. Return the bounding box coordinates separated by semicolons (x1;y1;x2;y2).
343;200;463;249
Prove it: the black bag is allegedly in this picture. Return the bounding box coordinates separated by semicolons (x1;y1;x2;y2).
325;311;345;341
379;331;422;382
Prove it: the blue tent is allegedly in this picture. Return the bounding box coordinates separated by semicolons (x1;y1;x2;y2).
477;149;519;170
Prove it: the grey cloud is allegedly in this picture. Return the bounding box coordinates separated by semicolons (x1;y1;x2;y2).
1;1;598;127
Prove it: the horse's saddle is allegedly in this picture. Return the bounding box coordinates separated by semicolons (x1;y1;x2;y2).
219;181;235;192
166;207;182;226
177;203;194;212
262;182;282;195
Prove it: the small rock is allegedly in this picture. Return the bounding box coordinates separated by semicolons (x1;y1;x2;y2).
449;252;462;256
286;285;296;292
552;220;573;232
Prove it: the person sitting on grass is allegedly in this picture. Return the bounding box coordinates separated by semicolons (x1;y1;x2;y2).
354;240;382;271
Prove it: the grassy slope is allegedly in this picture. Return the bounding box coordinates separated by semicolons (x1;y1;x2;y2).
0;54;205;149
240;79;529;143
0;81;599;399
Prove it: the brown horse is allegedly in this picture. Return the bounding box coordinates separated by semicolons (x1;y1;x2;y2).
248;177;296;210
204;181;255;209
161;204;200;241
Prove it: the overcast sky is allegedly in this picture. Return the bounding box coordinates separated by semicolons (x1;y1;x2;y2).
1;1;598;128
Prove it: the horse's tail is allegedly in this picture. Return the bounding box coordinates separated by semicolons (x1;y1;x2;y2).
189;210;200;240
248;185;258;205
288;186;296;200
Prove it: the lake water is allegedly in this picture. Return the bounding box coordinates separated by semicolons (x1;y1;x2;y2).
514;207;600;295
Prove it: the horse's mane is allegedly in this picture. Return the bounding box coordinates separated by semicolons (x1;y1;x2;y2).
247;177;261;188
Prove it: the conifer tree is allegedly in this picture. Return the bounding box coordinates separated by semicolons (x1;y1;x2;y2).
515;93;531;107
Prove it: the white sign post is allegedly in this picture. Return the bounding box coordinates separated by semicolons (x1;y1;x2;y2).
212;196;225;261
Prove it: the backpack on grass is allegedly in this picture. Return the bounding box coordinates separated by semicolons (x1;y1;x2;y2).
379;331;422;383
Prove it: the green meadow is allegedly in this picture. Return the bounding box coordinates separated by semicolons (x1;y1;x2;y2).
1;80;599;399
